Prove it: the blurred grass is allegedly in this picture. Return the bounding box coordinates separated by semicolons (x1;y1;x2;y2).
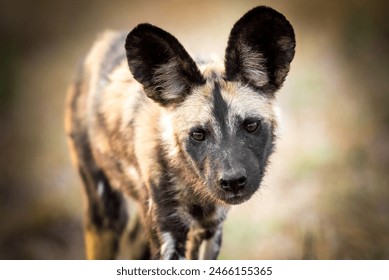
0;0;388;259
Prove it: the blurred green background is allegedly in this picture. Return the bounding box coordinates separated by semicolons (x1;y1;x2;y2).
0;0;388;259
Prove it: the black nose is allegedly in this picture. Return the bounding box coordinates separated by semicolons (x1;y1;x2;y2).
220;173;247;193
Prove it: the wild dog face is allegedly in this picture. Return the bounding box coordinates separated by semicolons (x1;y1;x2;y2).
125;6;295;205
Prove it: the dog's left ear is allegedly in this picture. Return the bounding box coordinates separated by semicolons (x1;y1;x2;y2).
225;6;296;95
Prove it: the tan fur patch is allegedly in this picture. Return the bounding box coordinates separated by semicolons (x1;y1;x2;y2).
172;83;214;138
169;78;278;139
222;81;278;130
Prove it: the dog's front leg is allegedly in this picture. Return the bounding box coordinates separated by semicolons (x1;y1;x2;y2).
186;225;223;260
198;226;223;260
158;230;188;260
145;200;189;259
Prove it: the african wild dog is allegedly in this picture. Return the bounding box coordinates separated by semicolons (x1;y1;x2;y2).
65;6;295;259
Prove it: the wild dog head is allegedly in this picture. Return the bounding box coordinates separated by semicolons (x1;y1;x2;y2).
125;6;295;205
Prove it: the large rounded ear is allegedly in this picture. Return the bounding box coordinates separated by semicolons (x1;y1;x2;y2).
225;6;296;95
125;24;205;106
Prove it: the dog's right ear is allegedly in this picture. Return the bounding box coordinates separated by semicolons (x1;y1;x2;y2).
125;24;205;106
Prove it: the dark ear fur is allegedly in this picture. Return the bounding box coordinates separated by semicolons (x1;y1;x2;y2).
125;23;205;105
225;6;296;94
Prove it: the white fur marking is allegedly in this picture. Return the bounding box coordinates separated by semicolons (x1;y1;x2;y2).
199;239;211;260
159;111;180;158
159;112;174;143
97;180;104;197
160;232;175;259
147;198;153;214
127;166;140;182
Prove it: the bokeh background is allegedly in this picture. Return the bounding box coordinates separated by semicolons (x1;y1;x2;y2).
0;0;388;259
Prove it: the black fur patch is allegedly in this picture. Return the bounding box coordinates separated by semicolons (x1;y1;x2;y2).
100;32;127;80
212;82;228;134
90;170;127;232
149;143;189;257
189;204;215;221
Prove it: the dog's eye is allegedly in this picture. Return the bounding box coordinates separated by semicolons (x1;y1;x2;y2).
191;131;206;141
245;121;260;133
